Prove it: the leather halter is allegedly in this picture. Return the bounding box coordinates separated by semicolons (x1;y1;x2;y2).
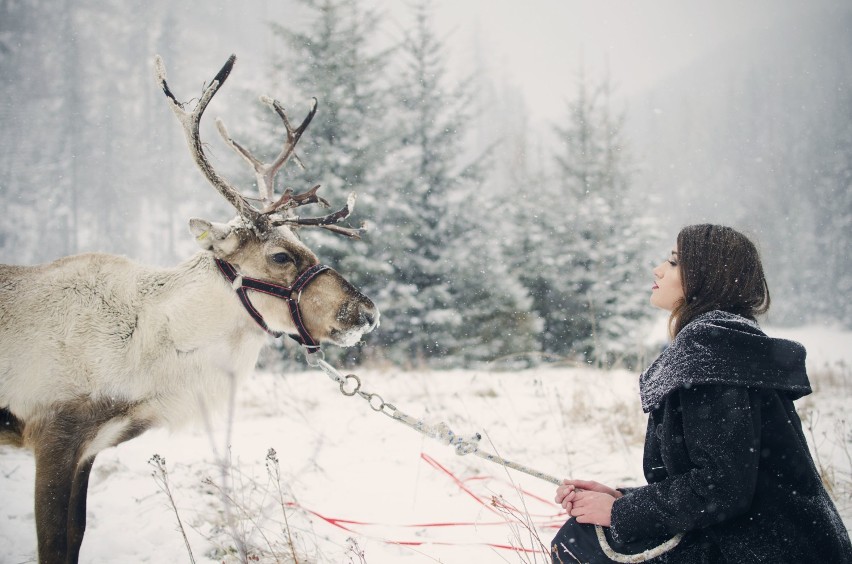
215;258;330;353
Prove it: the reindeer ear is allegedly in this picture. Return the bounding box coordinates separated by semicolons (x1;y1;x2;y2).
189;218;241;254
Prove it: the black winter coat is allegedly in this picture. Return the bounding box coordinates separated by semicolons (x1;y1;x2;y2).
609;311;852;563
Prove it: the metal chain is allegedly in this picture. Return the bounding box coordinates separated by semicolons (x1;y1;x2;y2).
306;350;397;417
303;350;683;562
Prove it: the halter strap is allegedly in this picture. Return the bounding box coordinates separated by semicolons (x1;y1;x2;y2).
215;258;330;352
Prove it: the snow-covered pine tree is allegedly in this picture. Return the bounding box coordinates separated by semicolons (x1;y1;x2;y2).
511;189;591;361
507;69;596;362
371;0;538;366
544;68;656;367
267;0;391;289
262;0;392;364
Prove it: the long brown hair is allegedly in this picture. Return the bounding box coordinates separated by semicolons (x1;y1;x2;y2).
670;224;771;337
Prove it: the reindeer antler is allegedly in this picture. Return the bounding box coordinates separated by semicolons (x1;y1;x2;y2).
156;55;363;238
217;96;318;208
156;55;264;227
271;192;365;239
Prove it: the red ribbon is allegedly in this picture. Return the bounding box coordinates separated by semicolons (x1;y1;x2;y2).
278;451;567;554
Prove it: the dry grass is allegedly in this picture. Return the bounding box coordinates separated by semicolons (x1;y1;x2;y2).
802;410;852;513
798;359;852;514
490;495;555;564
151;448;318;563
149;454;197;564
807;360;852;394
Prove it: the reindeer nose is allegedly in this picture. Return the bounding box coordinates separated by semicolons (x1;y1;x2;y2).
358;303;380;330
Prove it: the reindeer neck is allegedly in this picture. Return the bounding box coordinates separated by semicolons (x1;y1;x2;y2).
145;252;267;346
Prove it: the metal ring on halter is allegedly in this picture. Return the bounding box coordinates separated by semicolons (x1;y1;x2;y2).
339;374;361;396
367;393;385;411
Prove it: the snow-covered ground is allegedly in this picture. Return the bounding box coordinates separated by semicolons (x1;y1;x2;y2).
1;324;850;563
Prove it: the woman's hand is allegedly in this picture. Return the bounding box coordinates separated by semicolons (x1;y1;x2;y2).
555;479;622;524
571;490;616;527
555;481;577;511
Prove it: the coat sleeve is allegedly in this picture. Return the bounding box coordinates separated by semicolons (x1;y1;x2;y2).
609;385;762;542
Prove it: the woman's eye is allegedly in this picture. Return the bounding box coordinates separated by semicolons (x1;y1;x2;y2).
668;260;678;267
271;253;291;264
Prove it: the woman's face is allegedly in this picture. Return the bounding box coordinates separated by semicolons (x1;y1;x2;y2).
651;248;685;311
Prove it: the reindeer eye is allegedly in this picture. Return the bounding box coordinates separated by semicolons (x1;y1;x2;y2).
270;252;292;265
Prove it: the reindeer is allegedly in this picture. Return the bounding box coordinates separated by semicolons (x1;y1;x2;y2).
0;55;379;564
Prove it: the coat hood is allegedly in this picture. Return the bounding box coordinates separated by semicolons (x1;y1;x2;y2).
639;310;810;412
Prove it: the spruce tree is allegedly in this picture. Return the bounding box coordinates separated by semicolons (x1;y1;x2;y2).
267;0;391;287
543;69;656;366
373;0;538;365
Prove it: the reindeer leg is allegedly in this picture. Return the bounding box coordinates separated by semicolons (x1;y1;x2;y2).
33;434;78;564
66;414;149;563
66;454;96;564
31;399;150;563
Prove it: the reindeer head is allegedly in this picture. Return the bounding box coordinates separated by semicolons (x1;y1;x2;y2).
157;55;379;349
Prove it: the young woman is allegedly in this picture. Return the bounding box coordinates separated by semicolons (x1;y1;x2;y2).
551;224;852;563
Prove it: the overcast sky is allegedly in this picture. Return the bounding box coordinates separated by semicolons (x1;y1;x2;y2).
174;0;849;125
405;0;849;120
